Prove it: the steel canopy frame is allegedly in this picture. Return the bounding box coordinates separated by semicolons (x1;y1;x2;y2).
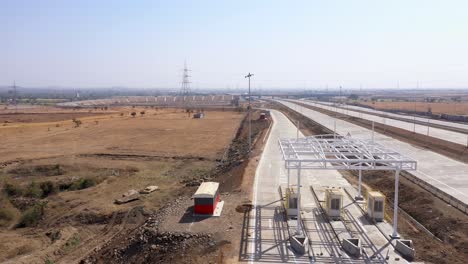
279;134;417;238
279;134;417;171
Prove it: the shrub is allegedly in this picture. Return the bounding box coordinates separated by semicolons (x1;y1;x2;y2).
24;182;43;198
131;112;136;117
58;181;73;191
17;201;47;228
72;118;82;128
63;235;81;252
69;178;96;191
4;182;23;197
39;181;57;197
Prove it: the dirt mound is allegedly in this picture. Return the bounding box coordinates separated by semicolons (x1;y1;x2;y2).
89;231;215;264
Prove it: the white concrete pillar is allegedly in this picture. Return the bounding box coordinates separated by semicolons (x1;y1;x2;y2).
392;170;401;238
357;169;363;198
334;119;337;139
296;120;299;139
371;121;375;142
287;167;290;189
426;118;430;136
296;165;302;235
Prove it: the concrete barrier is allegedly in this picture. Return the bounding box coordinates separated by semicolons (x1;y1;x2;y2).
395;239;415;260
342;238;362;257
290;235;309;255
402;171;468;215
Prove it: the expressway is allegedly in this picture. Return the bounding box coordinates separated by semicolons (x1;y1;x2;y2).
296;100;467;146
278;100;468;207
246;109;406;263
314;101;468;132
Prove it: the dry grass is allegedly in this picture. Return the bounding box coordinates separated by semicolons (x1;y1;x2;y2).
0;107;244;162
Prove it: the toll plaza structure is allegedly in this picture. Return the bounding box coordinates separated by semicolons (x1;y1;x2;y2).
278;134;417;255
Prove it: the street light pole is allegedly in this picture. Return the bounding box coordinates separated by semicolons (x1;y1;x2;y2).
245;73;254;150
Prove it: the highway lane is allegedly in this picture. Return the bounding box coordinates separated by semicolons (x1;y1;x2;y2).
247;109;405;263
247;109;312;263
295;100;468;146
313;100;468;132
278;100;468;206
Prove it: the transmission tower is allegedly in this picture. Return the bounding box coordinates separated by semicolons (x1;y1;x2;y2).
179;61;191;96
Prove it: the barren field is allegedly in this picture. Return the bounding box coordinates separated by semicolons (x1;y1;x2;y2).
360;101;468;115
0;107;247;263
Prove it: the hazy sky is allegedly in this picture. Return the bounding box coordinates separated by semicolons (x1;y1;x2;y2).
1;0;467;89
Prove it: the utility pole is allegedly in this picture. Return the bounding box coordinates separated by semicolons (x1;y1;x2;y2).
245;73;254;150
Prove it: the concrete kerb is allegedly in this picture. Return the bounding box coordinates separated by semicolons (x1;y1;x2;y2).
401;171;468;215
342;238;362;257
395;239;415;261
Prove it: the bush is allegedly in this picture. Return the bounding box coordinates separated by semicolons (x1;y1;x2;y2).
72;118;82;128
39;181;57;197
17;201;47;228
4;182;23;197
69;178;97;191
24;182;43;198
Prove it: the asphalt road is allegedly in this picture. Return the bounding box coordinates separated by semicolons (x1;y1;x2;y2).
315;100;468;132
298;100;467;146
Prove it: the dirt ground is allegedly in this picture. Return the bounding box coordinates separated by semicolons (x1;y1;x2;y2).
80;110;271;264
0;107;243;163
271;101;468;264
0;107;246;263
360;101;468;115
